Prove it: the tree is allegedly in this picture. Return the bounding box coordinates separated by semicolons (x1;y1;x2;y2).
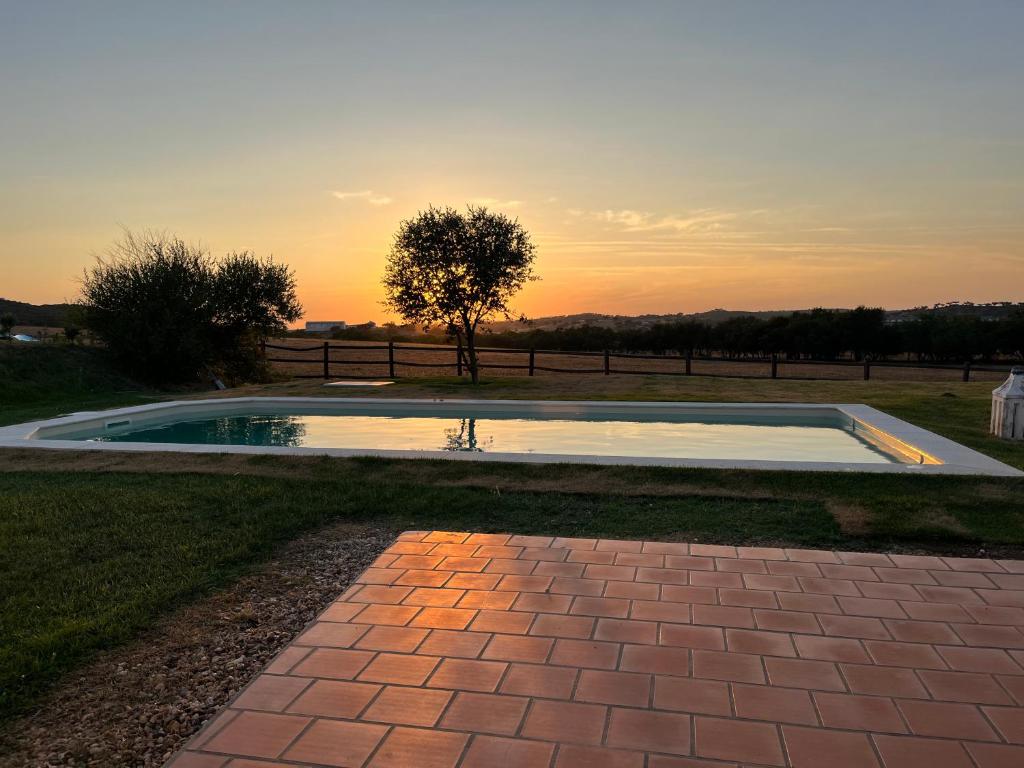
210;251;303;375
63;305;86;345
383;205;537;383
81;231;214;381
212;251;302;339
999;310;1024;360
80;230;301;384
0;313;14;339
840;306;886;361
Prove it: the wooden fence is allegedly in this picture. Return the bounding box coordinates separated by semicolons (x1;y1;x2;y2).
260;340;1015;383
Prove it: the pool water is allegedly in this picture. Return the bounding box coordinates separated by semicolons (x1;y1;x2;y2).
84;411;905;464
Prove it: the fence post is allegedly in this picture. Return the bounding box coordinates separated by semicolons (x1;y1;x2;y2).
259;337;266;358
456;342;463;377
963;361;971;382
770;354;778;379
604;350;610;375
685;350;692;376
388;341;396;378
322;341;329;379
528;348;535;376
863;360;871;381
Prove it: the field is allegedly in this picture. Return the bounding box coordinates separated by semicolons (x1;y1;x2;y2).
263;337;1013;383
1;343;1023;731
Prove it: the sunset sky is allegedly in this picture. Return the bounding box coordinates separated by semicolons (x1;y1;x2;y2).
2;1;1022;324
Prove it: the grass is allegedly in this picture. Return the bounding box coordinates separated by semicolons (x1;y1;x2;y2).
0;465;837;721
0;344;158;426
2;345;1023;723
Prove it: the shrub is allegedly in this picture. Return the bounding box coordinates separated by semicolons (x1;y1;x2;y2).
80;231;301;384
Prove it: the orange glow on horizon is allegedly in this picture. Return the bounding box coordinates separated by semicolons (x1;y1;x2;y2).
5;198;1023;327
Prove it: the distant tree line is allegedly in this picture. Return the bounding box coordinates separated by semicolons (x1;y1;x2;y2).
317;306;1024;363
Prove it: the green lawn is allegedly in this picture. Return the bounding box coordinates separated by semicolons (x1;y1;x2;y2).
0;344;159;427
2;345;1023;724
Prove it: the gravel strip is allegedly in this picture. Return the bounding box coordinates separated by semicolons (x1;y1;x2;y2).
0;522;395;768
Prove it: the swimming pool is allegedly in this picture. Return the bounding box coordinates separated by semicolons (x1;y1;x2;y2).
75;409;899;463
1;397;1018;475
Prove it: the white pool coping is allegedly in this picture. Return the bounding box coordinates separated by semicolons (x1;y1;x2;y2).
0;397;1019;476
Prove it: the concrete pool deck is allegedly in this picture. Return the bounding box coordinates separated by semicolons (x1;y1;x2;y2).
169;531;1024;768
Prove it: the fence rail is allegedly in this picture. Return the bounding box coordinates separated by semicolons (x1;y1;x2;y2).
260;340;1017;383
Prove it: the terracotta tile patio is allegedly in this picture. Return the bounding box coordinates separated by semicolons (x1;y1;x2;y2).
169;532;1024;768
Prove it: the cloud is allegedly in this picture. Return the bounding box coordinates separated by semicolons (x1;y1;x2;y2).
471;197;523;208
597;209;651;228
330;190;393;206
592;208;738;233
654;210;739;232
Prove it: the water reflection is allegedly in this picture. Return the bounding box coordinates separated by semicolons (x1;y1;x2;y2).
442;418;495;452
97;415;309;447
90;411;902;463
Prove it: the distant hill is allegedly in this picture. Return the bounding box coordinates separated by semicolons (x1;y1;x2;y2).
487;302;1024;331
6;297;1022;334
885;301;1024;323
486;308;837;331
485;309;797;332
0;298;75;328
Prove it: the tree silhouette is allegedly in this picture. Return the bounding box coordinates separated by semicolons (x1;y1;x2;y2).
383;206;537;383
